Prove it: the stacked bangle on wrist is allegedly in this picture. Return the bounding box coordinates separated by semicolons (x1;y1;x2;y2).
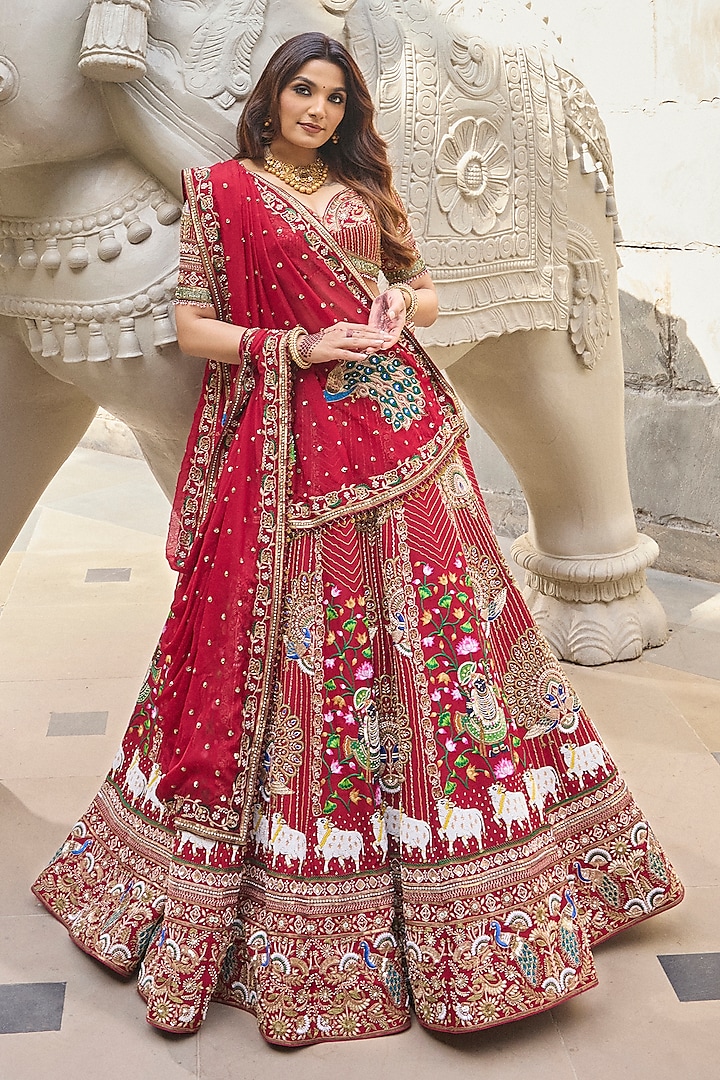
299;331;322;365
286;325;312;369
395;283;419;323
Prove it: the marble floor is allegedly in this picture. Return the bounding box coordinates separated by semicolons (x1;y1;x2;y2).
1;447;718;1080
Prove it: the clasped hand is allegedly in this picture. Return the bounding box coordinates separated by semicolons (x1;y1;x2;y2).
299;288;407;365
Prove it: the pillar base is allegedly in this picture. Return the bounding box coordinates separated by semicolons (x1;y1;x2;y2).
511;532;668;666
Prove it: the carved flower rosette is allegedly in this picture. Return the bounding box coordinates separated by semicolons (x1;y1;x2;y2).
435;117;511;236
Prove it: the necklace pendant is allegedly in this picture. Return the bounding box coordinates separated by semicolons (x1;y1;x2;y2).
264;149;328;195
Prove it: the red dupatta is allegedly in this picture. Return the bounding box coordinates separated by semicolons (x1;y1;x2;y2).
160;160;462;841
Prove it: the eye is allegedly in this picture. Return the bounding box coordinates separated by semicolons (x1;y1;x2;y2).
329;93;346;105
293;84;311;95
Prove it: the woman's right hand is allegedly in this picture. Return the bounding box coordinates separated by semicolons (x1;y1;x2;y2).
300;321;393;365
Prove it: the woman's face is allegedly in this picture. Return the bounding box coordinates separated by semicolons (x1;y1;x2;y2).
273;58;347;158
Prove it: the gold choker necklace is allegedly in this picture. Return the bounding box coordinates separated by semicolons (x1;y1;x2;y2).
263;148;328;194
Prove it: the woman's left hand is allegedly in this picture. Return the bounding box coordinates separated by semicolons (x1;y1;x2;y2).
368;288;407;347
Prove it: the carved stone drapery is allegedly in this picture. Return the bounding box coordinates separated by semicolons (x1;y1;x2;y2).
567;220;611;369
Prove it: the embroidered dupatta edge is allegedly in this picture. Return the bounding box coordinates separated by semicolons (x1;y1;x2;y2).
167;166;293;844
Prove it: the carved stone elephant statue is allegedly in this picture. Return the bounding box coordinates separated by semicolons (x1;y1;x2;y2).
0;0;666;664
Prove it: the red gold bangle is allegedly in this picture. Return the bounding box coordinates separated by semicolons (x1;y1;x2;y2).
395;283;419;322
286;325;311;369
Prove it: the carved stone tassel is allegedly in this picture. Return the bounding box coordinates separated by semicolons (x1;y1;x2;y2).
18;239;39;270
98;229;123;262
580;142;595;175
605;187;619;218
116;316;143;359
40;238;62;273
78;0;151;83
87;320;112;362
595;165;609;194
62;322;85;364
565;133;580;162
67;237;90;271
40;320;60;358
25;319;43;354
151;304;177;347
0;239;17;271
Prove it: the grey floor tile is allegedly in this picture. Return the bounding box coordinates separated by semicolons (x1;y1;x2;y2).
0;982;65;1034
47;711;109;737
85;567;132;583
658;953;720;1002
713;752;720;766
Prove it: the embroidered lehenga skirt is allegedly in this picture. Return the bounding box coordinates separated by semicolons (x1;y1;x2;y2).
32;440;683;1044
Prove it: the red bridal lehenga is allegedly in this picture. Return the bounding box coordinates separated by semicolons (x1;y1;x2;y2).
33;160;683;1045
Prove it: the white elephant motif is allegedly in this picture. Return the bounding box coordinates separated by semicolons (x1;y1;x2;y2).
0;0;667;664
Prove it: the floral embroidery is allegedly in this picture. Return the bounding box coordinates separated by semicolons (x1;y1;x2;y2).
319;589;380;814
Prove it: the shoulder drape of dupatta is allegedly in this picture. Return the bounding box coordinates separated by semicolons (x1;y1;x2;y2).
165;164;295;842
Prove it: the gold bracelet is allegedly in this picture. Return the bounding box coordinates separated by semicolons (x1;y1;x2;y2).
395;283;419;322
286;324;312;369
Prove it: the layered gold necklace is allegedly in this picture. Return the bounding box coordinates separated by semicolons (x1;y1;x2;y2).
263;148;328;194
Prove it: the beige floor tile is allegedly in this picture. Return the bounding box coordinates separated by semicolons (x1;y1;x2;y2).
0;776;105;917
6;550;176;609
687;589;720;633
0;601;168;683
552;886;720;1080
647;569;720;631
611;659;720;752
561;662;720;887
197;1000;576;1080
644;624;720;681
0;914;198;1079
24;506;169;558
0;676;140;780
0;551;23;608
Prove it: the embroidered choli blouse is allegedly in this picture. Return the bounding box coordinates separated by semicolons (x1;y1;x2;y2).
176;184;426;306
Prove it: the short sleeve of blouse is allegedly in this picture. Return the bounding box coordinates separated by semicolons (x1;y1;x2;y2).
174;203;215;307
380;189;427;286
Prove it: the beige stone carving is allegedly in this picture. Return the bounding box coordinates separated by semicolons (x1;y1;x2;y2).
0;0;666;664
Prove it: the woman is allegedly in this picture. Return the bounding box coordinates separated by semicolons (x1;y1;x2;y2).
33;33;683;1045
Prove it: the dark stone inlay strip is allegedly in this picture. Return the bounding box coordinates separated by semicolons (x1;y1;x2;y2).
0;982;66;1034
658;953;720;1002
47;710;109;737
713;752;720;766
85;567;132;582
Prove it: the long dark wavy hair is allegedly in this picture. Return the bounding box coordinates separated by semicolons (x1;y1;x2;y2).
236;33;416;271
